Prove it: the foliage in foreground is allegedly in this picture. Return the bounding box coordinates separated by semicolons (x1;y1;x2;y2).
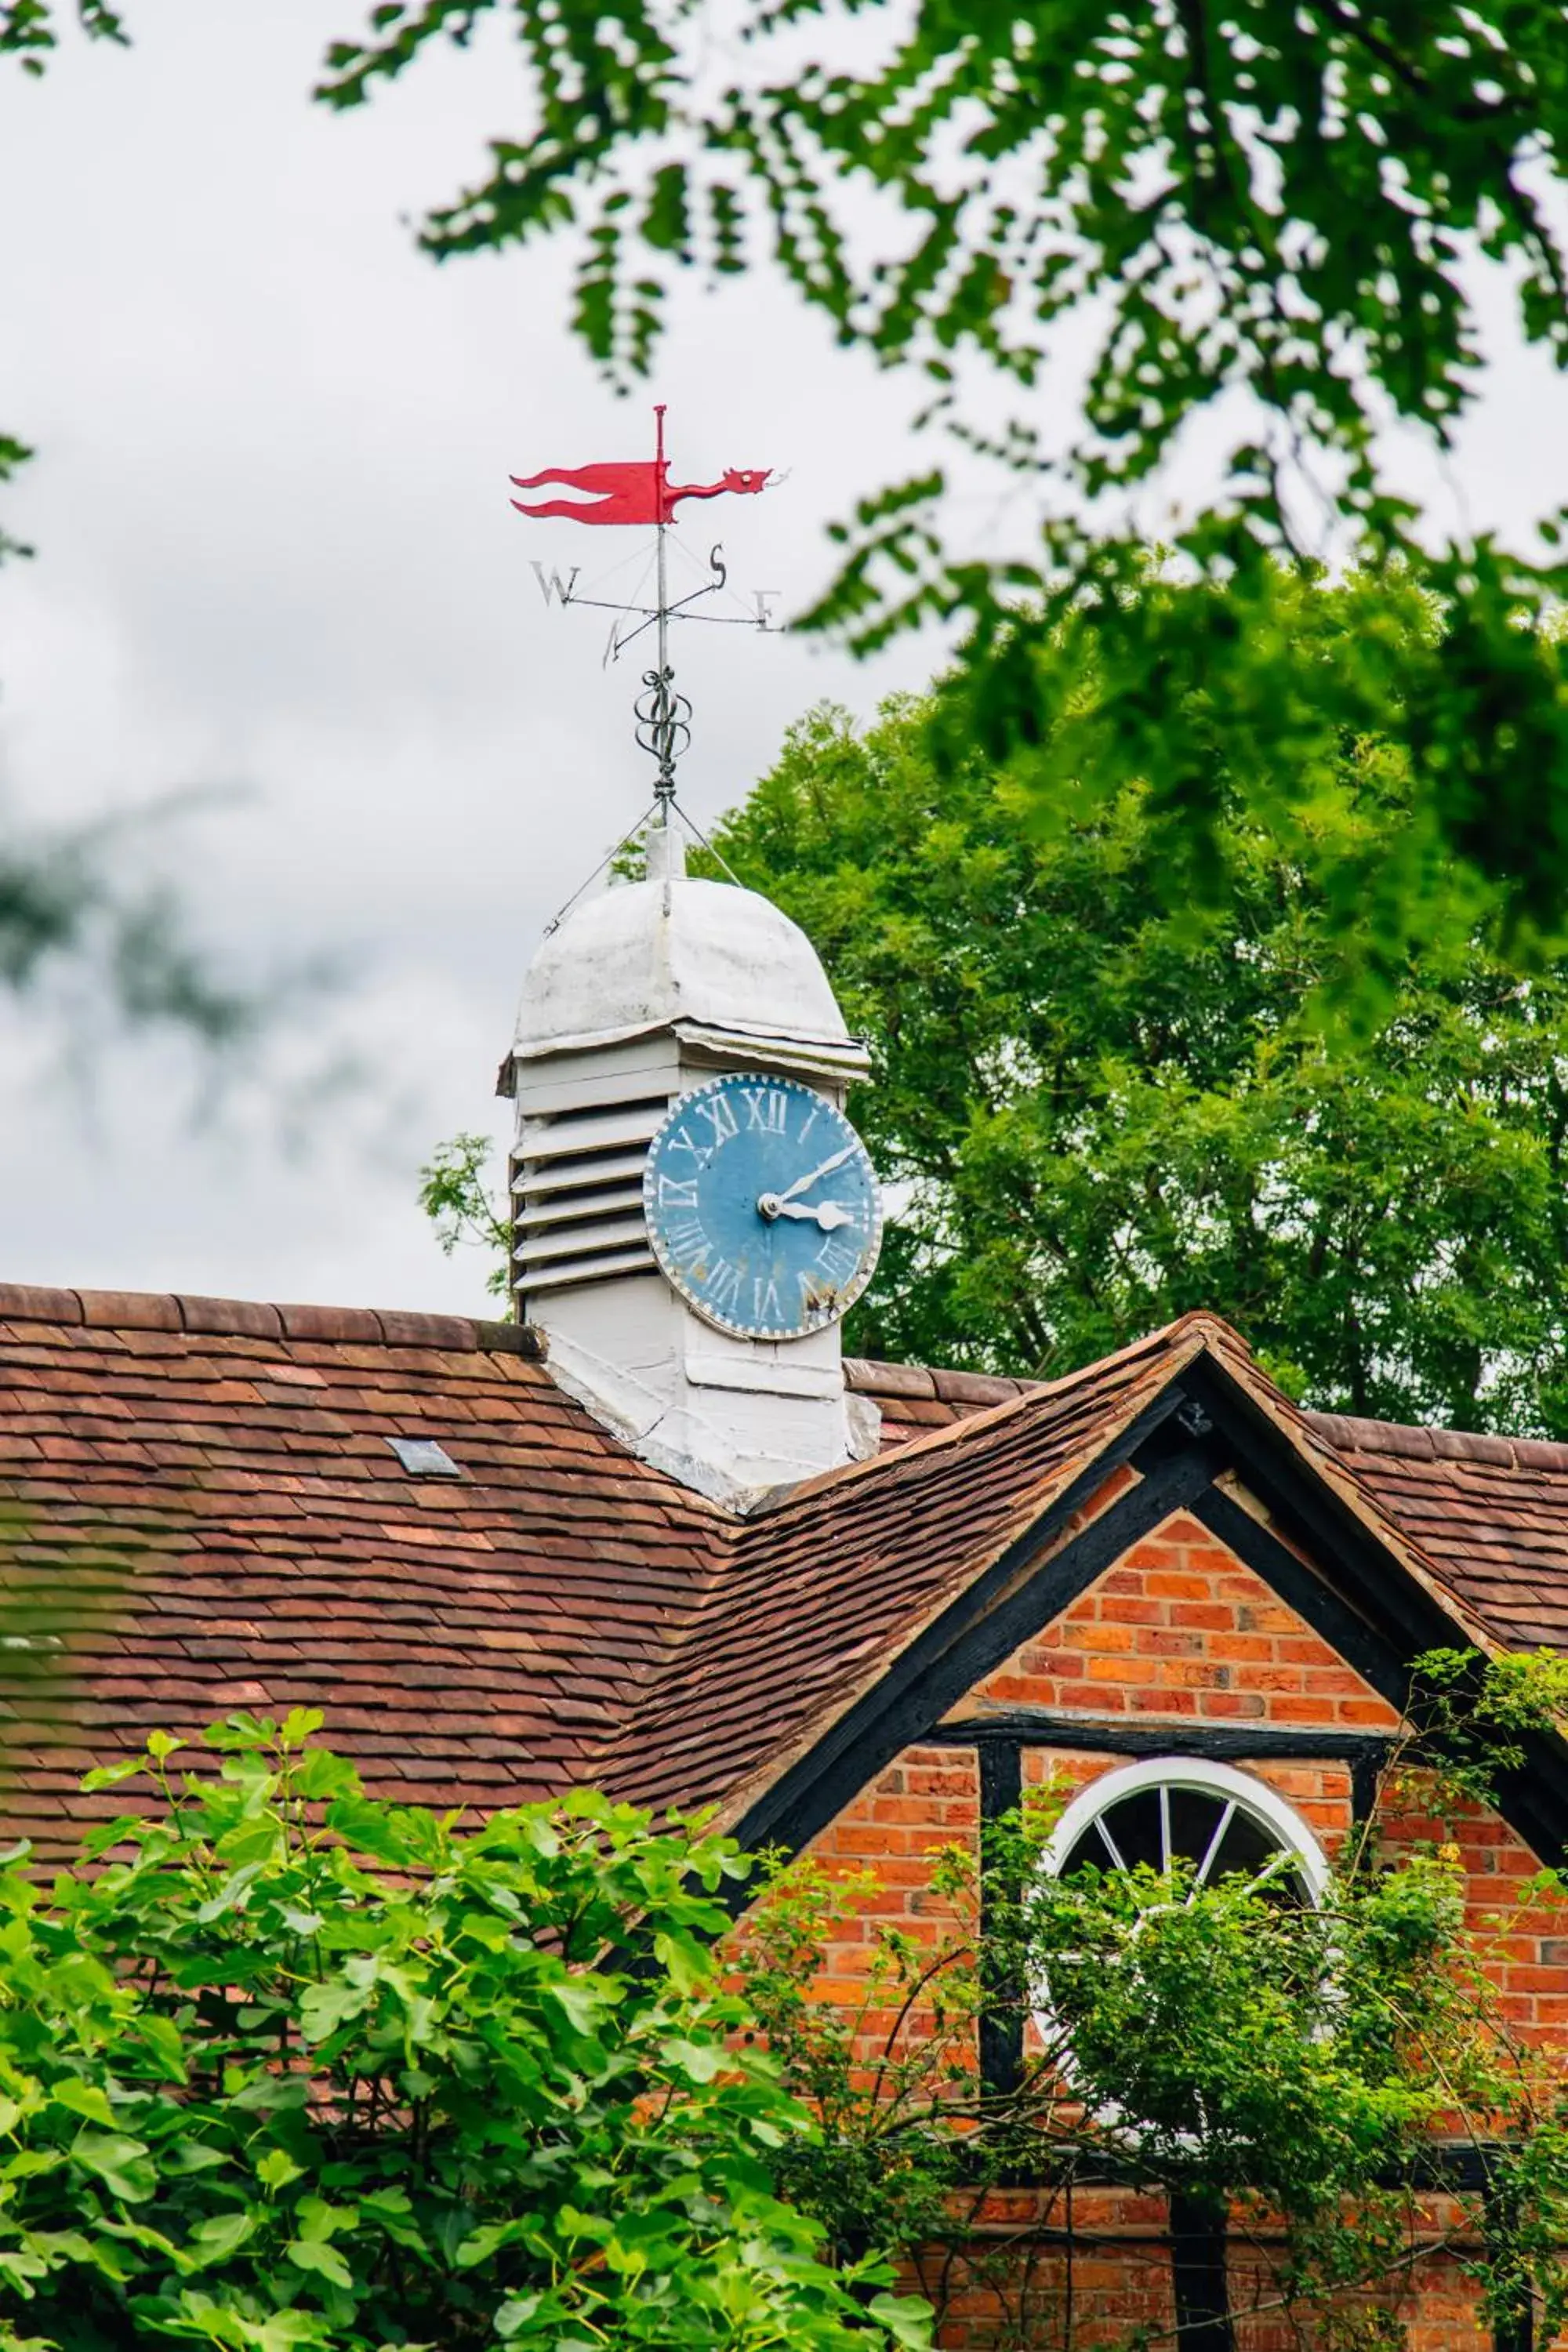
0;1715;928;2351
314;0;1568;985
737;1651;1568;2350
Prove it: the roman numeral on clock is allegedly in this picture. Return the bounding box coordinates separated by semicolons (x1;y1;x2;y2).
741;1087;789;1134
753;1275;782;1325
705;1258;744;1313
663;1216;710;1271
815;1234;860;1285
694;1093;739;1150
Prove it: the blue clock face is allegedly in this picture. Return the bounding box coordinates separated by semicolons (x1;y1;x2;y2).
643;1074;882;1339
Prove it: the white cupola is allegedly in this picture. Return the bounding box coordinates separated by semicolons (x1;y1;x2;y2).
499;813;880;1508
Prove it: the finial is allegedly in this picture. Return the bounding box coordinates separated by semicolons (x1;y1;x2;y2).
635;666;693;802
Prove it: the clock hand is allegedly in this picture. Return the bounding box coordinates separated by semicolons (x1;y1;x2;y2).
764;1199;856;1230
772;1143;858;1207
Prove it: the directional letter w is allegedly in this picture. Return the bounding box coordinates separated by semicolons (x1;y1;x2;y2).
531;562;581;608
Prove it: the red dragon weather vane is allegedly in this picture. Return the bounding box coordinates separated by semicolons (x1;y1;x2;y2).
509;405;779;804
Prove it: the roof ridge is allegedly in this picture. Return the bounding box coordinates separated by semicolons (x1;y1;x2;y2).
844;1312;1244;1414
1301;1405;1568;1475
0;1280;538;1356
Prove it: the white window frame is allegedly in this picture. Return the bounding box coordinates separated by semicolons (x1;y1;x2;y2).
1041;1754;1332;1904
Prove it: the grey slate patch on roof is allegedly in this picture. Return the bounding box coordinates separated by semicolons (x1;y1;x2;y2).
385;1436;465;1479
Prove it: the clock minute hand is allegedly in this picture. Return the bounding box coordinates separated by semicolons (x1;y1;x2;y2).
773;1143;857;1207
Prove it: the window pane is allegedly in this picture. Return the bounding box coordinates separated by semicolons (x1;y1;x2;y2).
1059;1828;1106;1879
1167;1786;1226;1871
1102;1789;1163;1871
1208;1807;1305;1900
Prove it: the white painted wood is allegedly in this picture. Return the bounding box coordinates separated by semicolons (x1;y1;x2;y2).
507;817;873;1506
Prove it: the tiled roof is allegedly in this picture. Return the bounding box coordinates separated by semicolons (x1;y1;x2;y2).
602;1324;1197;1823
2;1285;1565;1858
844;1357;1035;1449
0;1286;726;1854
1300;1410;1568;1653
848;1353;1568;1641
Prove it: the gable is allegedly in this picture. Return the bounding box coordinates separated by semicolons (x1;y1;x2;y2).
695;1330;1568;1879
960;1502;1401;1735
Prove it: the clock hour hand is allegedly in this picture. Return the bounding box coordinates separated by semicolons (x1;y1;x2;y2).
758;1196;855;1231
771;1142;858;1208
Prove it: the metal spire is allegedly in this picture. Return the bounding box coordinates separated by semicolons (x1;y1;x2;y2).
513;407;779;815
634;406;692;807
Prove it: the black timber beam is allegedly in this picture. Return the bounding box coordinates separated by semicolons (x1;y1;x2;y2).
977;1739;1024;2098
931;1708;1393;1766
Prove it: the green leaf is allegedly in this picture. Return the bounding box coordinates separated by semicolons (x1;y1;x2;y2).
296;1976;372;2042
660;2036;722;2082
71;2129;157;2203
492;2294;541;2339
289;1747;358;1802
285;2235;354;2290
539;1978;604;2036
869;2292;937;2347
51;2080;116;2128
187;2209;256;2265
194;1860;266;1922
293;2194;356;2244
256;2147;305;2193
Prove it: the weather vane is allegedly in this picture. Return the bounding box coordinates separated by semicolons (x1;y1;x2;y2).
509;405;779;807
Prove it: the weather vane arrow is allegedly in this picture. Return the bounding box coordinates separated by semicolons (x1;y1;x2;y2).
508;405;780;807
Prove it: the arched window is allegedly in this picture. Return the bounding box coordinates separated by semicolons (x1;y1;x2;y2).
1042;1756;1330;1906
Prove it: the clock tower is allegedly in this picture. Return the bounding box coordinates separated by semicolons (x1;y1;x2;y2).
499;811;882;1508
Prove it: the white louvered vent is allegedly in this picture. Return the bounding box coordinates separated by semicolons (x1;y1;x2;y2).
513;1092;666;1298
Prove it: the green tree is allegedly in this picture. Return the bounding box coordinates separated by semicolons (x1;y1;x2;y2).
0;1712;930;2352
737;1652;1568;2350
317;0;1568;980
684;572;1568;1432
419;1132;514;1313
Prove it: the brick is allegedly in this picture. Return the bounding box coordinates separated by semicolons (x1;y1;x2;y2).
1056;1682;1127;1711
1166;1602;1232;1631
1076;1621;1137;1655
1159;1512;1210;1544
1096;1596;1165;1626
1142;1628;1203;1657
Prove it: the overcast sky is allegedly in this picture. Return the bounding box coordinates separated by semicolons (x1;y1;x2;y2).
3;2;1568;1318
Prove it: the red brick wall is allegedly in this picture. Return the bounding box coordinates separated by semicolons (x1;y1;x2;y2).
779;1490;1568;2347
971;1503;1402;1733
